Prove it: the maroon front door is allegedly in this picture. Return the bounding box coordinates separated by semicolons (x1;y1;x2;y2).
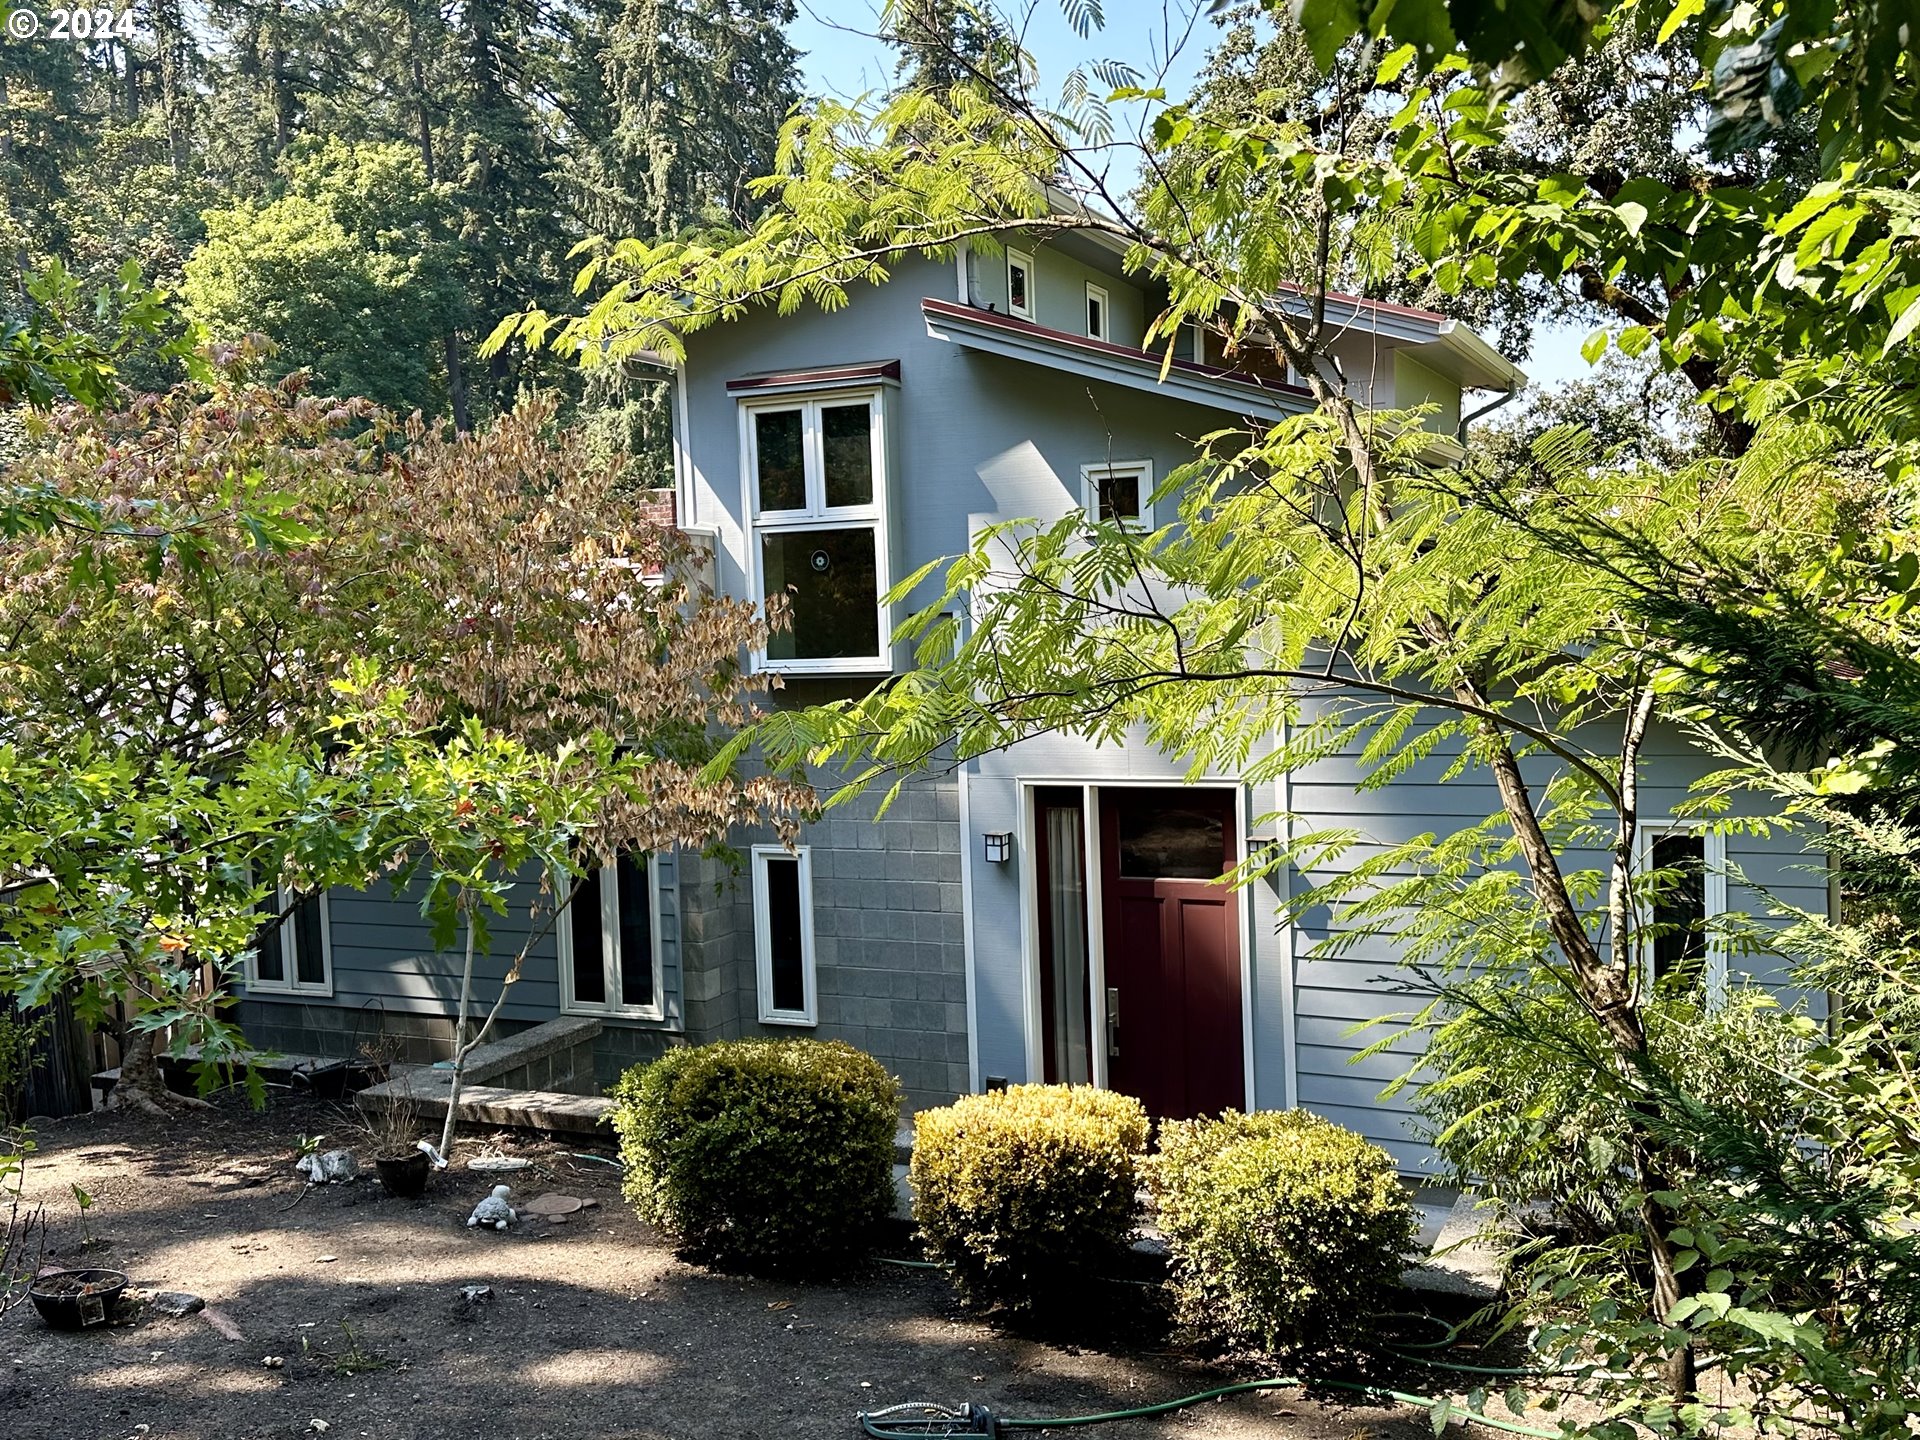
1099;787;1245;1121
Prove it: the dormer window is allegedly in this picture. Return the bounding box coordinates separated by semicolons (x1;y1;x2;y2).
1085;282;1109;341
1007;249;1034;320
742;388;892;673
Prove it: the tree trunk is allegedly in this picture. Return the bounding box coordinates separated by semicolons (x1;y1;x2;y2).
107;1026;210;1117
1309;370;1701;1399
436;913;480;1160
445;333;471;434
1469;694;1698;1402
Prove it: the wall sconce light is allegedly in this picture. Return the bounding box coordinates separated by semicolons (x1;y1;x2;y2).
983;832;1013;864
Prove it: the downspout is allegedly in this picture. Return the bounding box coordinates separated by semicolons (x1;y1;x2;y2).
1456;383;1520;447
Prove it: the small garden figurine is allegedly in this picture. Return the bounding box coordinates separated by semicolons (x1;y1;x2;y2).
466;1185;515;1231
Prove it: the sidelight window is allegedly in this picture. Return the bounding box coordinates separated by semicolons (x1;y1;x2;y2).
753;845;817;1025
1036;788;1093;1085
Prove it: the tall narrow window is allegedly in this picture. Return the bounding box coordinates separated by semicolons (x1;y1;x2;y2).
1007;249;1034;319
743;391;889;672
560;852;662;1019
1081;460;1154;528
1639;825;1727;992
249;889;333;996
1085;282;1109;340
1036;788;1092;1084
753;845;816;1025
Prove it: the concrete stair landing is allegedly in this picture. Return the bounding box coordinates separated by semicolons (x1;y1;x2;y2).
357;1016;614;1138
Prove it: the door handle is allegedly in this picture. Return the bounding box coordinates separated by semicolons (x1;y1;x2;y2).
1106;987;1120;1059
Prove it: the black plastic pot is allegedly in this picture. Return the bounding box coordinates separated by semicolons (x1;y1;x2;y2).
375;1151;431;1198
29;1268;128;1330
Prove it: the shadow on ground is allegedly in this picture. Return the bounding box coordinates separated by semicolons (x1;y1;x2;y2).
5;1098;1438;1440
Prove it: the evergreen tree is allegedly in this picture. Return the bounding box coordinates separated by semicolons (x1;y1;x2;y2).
885;0;1006;94
594;0;800;235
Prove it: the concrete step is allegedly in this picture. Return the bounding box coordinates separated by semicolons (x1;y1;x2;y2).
1402;1189;1508;1304
356;1016;609;1138
386;1079;615;1137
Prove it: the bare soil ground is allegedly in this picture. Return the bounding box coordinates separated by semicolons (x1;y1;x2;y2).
5;1096;1444;1440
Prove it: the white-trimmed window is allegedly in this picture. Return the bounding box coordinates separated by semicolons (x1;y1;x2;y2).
249;888;333;997
742;389;891;673
753;845;816;1026
1081;459;1154;528
1635;823;1728;992
559;852;664;1020
1085;282;1109;341
1007;248;1035;320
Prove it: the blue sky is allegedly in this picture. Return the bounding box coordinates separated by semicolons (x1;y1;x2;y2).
790;0;1212;103
788;1;1589;390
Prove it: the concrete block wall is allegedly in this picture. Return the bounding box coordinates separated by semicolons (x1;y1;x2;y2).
236;999;539;1069
487;1035;598;1094
676;775;970;1111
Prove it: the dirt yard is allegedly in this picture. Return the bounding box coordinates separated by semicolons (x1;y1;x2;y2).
4;1097;1444;1440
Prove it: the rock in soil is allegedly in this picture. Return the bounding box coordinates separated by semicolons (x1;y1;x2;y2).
148;1290;205;1318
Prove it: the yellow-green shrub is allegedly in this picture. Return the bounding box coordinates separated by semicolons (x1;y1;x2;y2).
609;1038;900;1276
910;1084;1148;1310
1150;1110;1414;1354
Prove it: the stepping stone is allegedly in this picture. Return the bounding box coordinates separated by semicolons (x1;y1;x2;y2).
521;1193;584;1218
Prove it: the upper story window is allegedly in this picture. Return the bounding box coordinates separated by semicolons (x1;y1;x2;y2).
1085;282;1109;341
560;851;663;1020
1007;249;1035;320
1081;459;1154;528
249;888;332;997
742;389;891;673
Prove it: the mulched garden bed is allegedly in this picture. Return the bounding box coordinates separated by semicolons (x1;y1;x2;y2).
3;1095;1446;1440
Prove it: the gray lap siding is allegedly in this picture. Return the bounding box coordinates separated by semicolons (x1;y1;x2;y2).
237;787;972;1112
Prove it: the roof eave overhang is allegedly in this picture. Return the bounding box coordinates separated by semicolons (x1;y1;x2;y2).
922;299;1310;424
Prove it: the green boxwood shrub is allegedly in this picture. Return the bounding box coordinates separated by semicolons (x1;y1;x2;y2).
1149;1110;1415;1354
608;1038;900;1276
910;1083;1148;1311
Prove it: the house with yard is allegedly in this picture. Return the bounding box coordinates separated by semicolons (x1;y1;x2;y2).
236;232;1827;1172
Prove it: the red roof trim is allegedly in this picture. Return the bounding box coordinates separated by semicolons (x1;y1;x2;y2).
921;298;1311;401
1272;279;1447;326
726;360;901;392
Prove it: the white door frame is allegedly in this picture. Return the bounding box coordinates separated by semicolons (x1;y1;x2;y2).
1015;776;1258;1113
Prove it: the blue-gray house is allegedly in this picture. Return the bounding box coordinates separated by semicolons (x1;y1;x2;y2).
237;232;1827;1171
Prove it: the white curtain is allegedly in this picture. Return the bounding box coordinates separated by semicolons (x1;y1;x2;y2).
1046;804;1091;1084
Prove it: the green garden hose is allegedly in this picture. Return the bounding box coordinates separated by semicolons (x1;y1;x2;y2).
857;1375;1563;1438
860;1263;1578;1436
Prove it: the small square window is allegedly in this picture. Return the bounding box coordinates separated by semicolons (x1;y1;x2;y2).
1007;249;1034;319
1085;282;1109;341
1081;459;1154;528
753;846;816;1025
